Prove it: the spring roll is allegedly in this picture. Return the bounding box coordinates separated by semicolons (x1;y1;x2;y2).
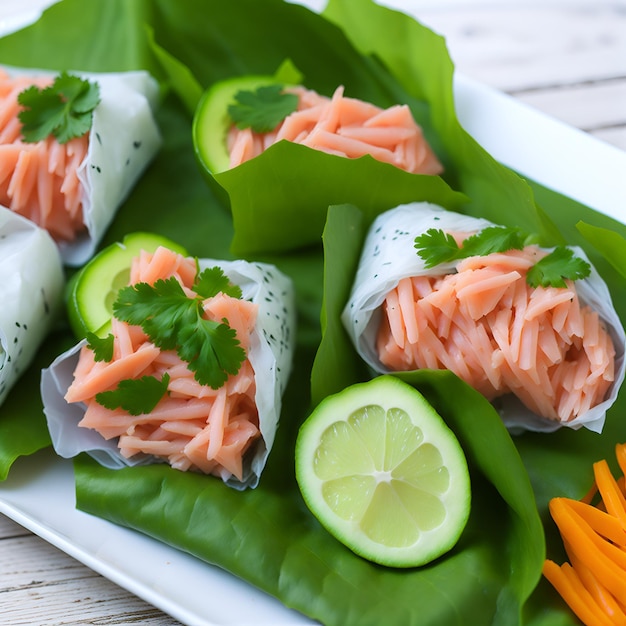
342;202;626;433
41;246;296;489
0;65;161;266
0;205;64;406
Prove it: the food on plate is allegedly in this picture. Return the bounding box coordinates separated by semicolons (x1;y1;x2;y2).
193;71;443;176
295;375;471;568
543;443;626;625
67;231;188;340
0;204;64;407
0;65;162;266
42;242;296;488
342;202;625;432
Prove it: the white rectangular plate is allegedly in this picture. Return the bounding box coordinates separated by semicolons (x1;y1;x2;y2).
1;3;626;626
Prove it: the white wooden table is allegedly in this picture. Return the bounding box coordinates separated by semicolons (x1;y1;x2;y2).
1;1;625;624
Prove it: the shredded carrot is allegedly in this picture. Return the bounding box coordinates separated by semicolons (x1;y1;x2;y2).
542;560;615;626
567;548;626;625
377;246;616;423
566;499;626;547
544;443;626;624
0;69;88;241
227;84;443;175
594;459;626;530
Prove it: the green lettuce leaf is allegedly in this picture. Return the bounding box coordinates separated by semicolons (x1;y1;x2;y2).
220;144;465;255
0;331;73;480
310;204;369;406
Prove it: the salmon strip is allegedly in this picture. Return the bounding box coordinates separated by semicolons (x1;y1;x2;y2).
0;69;89;241
66;246;261;482
227;84;443;175
377;245;616;423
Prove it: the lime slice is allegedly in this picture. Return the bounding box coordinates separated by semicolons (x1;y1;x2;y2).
67;232;188;340
295;375;471;568
193;74;283;176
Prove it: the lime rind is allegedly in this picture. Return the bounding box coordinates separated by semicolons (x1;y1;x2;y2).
295;375;471;568
193;75;280;175
192;59;304;177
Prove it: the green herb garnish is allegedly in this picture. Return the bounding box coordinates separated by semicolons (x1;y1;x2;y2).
414;226;528;268
86;332;114;362
457;226;528;259
413;228;460;268
112;268;246;389
526;246;591;288
228;84;298;133
414;226;590;287
18;71;100;144
96;373;170;416
194;265;243;299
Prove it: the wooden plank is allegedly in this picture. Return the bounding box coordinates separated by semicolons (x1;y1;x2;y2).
0;529;182;625
591;125;626;151
513;78;626;150
0;512;29;539
416;3;626;92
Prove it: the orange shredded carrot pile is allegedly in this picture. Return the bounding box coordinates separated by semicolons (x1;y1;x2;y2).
543;442;626;625
0;69;88;241
376;247;616;423
228;85;443;175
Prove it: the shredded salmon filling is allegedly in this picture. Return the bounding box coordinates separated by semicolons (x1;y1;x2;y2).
228;85;444;175
377;246;616;422
65;247;261;482
0;69;88;241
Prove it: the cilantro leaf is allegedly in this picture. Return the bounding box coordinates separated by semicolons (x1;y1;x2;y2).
414;225;529;269
228;84;298;133
112;274;246;389
457;226;527;258
114;278;197;351
86;332;114;362
178;317;245;388
194;267;242;300
526;247;591;288
18;71;100;144
414;228;461;268
96;373;170;416
414;226;591;288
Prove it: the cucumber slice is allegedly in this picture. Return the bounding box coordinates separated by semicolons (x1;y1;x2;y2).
67;232;188;339
295;375;471;568
192;74;283;176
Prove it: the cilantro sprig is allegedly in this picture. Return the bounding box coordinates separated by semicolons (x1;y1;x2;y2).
112;267;246;389
18;71;100;144
228;84;298;133
526;247;591;288
96;373;170;416
86;332;114;362
414;226;529;268
414;226;591;288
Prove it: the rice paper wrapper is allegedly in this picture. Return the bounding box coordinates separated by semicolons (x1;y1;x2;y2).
0;205;64;406
342;202;626;434
41;258;296;489
2;65;161;266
